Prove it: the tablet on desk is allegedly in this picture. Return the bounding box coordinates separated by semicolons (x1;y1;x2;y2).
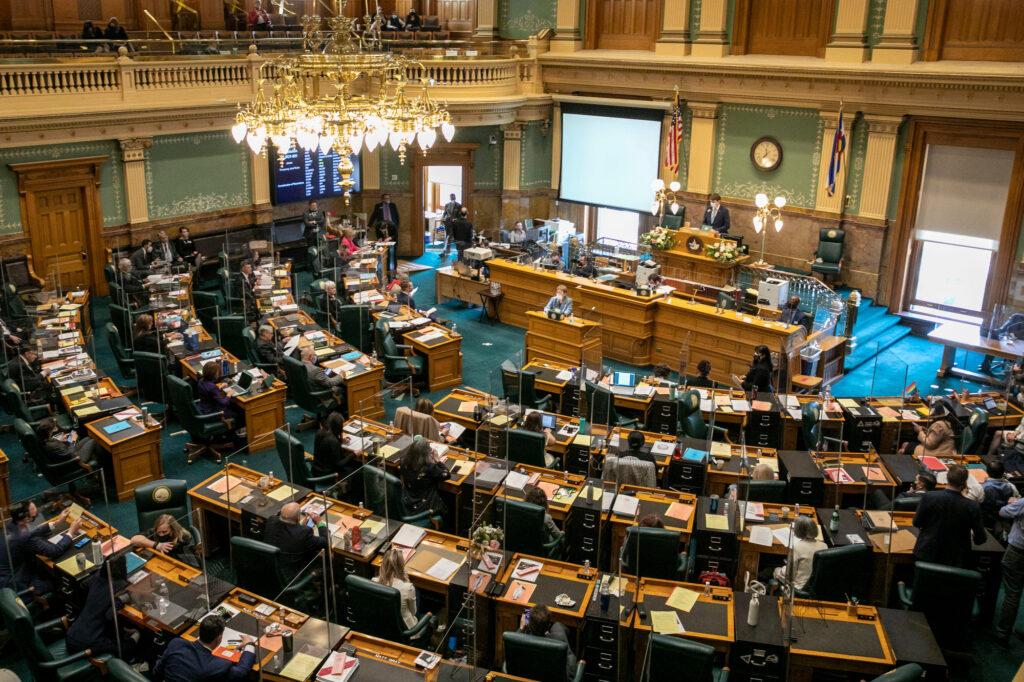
540;413;557;430
612;372;637;388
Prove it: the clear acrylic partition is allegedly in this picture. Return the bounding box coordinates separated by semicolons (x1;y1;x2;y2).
262;549;334;680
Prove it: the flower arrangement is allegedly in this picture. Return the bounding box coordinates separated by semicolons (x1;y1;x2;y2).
706;239;740;263
640;226;675;251
469;523;504;557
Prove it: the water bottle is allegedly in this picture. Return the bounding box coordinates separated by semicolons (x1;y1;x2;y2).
599;576;611;611
829;505;840;533
703;581;712;597
747;591;760;627
91;539;103;565
451;323;458;337
141;406;150;427
158;581;169;616
579;417;587;435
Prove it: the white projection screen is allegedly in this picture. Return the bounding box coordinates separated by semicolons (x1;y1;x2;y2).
559;103;663;213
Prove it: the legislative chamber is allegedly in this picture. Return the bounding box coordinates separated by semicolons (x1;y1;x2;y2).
0;2;1022;681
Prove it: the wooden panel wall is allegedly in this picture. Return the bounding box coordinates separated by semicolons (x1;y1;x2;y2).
434;0;475;27
585;0;661;50
923;0;1024;62
733;0;834;57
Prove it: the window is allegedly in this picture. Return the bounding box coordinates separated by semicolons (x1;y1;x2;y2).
596;207;639;244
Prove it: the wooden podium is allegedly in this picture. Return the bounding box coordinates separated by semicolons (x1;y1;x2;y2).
525;310;602;368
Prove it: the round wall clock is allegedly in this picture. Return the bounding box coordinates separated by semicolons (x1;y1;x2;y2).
750;136;782;172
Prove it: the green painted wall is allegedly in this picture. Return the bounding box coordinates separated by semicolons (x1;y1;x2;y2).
676;106;694;189
887;120;909;221
146;132;251;220
712;104;823;209
380;145;411;191
379;125;503;191
499;0;557;39
521;121;552;189
866;0;888;46
845;115;868;215
0;141;125;234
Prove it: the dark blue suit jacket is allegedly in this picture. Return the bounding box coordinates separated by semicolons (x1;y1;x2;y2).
702;204;730;233
0;521;72;592
152;637;256;682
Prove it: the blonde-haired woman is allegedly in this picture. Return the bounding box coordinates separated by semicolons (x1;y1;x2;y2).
130;513;198;567
374;548;418;628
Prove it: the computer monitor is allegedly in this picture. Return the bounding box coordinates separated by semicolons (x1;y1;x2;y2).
540;413;557;430
236;371;254;391
611;372;637;387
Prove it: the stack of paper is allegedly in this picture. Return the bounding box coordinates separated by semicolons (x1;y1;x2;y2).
612;495;639;517
392;524;426;548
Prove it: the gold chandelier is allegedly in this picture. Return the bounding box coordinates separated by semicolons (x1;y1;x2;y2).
230;7;455;203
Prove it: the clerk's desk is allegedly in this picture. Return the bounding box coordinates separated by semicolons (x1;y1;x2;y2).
524;311;602;369
651;227;749;288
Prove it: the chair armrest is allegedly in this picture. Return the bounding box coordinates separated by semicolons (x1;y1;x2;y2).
717;665;730;682
306;470;339;487
897;581;912;608
402;612;437;642
37;649;94;670
281;571;317;596
543;532;563;558
711;425;733;444
535;394;552;411
28;403;51;420
34;616;68;637
822;436;847;449
309;387;334;399
571;660;586;682
401;510;436;527
193;410;225;423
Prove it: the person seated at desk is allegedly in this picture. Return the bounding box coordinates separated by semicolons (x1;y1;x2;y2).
374;548;419;629
982;461;1016;526
175;227;202;270
980;313;1024;374
130;239;157;275
256;324;282;366
65;556;133;658
516;605;578;681
623;430;656;466
313;413;360;483
153;614;257;682
133;313;160;354
913;464;987;569
778;295;806;327
300;346;345;410
772;515;826;591
572;254;599;279
197;361;245;440
741;345;774;393
508;221;527;244
542;248;563;270
263;502;329;575
543;285;573;318
903;417;956;458
989;415;1024;457
6;347;48;404
130;513;198;567
395;279;441;323
0;313;25;351
524;485;565;552
400;439;450;521
702;193;730;235
117;257;149;307
335;227;359;265
687;359;715;388
155;230;184;273
898;472;937;500
321;281;345;323
523;411;557;468
727;462;776;500
0;503;82;594
37;417;99;469
395;398;453;442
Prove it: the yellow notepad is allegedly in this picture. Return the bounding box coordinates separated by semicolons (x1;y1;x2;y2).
651;610;684;634
360;519;385;535
666;587;700;613
76;405;100;417
278;652;323;681
705;514;729;530
378;444;399;459
56;555;94;577
267;485;297;502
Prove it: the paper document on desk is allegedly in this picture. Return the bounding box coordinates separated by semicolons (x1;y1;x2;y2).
731;400;751;412
426;557;461;582
634;384;654;397
666;587;700;613
772;527;793;547
700;399;713;412
317;651;359;682
748;525;773;547
504;471;530;490
441;421;465;439
651;611;685;635
555;370;574;381
612;494;639;517
650;441;675;456
393;524;427;548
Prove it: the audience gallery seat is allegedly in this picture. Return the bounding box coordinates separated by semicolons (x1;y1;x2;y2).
344;575;435;646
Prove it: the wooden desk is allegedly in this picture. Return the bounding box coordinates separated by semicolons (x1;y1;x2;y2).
705;452;780;496
493;553;597;663
577;280;659;364
486;259;593;330
813;453;896;507
652;227;748;288
736;503;820;587
375;527;469;597
58;377;133;424
785;600;895;681
494;464;585;523
404;324;462;391
85;415;163;501
608;485;697;572
632;578;735;653
38;507;120;575
929;321;1024;387
434;388;498;435
345;631;483;681
299;493;397;579
524;310;602;368
435;266;488;306
233;380;288;451
181;587;346;681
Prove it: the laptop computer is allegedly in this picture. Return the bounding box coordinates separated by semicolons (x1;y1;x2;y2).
540;413;557;430
611;372;637;388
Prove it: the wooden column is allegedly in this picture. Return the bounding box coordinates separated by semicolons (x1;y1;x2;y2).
857;115;903;221
825;0;869;62
692;0;729;58
655;0;690;56
550;102;562;192
551;0;583;52
502;123;523;192
872;0;920;64
118;138;151;225
250;150;270;207
685;102;719;196
814;111;850;215
474;0;499;38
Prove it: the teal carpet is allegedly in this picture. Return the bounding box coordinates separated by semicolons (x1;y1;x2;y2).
0;250;1019;679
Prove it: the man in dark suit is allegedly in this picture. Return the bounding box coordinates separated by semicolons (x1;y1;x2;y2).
370;194;399;271
130;239;156;275
6;347;48;404
303;200;327;249
299;346;343;412
779;295;806;327
0;502;81;593
449;207;475;262
255;325;281;366
262;502;329;575
152;614;256;682
913;464;987;568
116;257;149;307
236;260;259;324
440;193;461;258
702;193;730;234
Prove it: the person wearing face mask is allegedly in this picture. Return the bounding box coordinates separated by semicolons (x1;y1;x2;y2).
779;295;806;327
130;239;156;276
6;347;48;404
741;344;774;393
702;193;730;235
131;514;198;567
543;284;573;318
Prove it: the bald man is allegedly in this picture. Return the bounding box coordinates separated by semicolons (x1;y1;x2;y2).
261;502;329;575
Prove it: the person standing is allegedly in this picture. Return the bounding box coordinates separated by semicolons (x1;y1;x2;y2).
450;207;475;262
440;193;461;257
912;465;987;568
702;193;730;234
995;493;1024;646
370;193;400;271
543;285;573;317
247;0;272;30
303;200;326;250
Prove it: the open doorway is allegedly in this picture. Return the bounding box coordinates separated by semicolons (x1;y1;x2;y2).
424;165;463;249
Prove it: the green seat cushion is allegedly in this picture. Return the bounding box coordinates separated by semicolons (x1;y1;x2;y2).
46;640;98;681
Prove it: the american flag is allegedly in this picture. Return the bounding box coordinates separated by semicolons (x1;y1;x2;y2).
665;88;684;174
826;105;847;197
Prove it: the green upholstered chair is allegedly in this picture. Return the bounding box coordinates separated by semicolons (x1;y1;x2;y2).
133;479;189;532
505;429;548;467
344;575;435;645
619;527;687;580
217;267;238;313
678;389;729;442
212;315;247;360
242;327;278;375
192;290;221;331
166;375;230;464
2;379;71;430
3;282;30;327
108;303;133;348
102;262;117;285
496;498;562;558
892;495;922;512
960;407;988;454
131;351;168;407
810;227;845;282
374;319;424;395
106;659;147;682
105;322;135;380
339;304;373;354
16;418;91;504
647;634;727;682
898;561;981;652
660;212;684;229
584;380;638;429
743;480;788;503
794;544;871;602
870;664;923;682
362;465;437;527
228;537;317;610
800;401;845;451
281;354;336;429
0;588;104;682
274;428;337;493
501;369;552;411
502;631;585;682
307;246;325;279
